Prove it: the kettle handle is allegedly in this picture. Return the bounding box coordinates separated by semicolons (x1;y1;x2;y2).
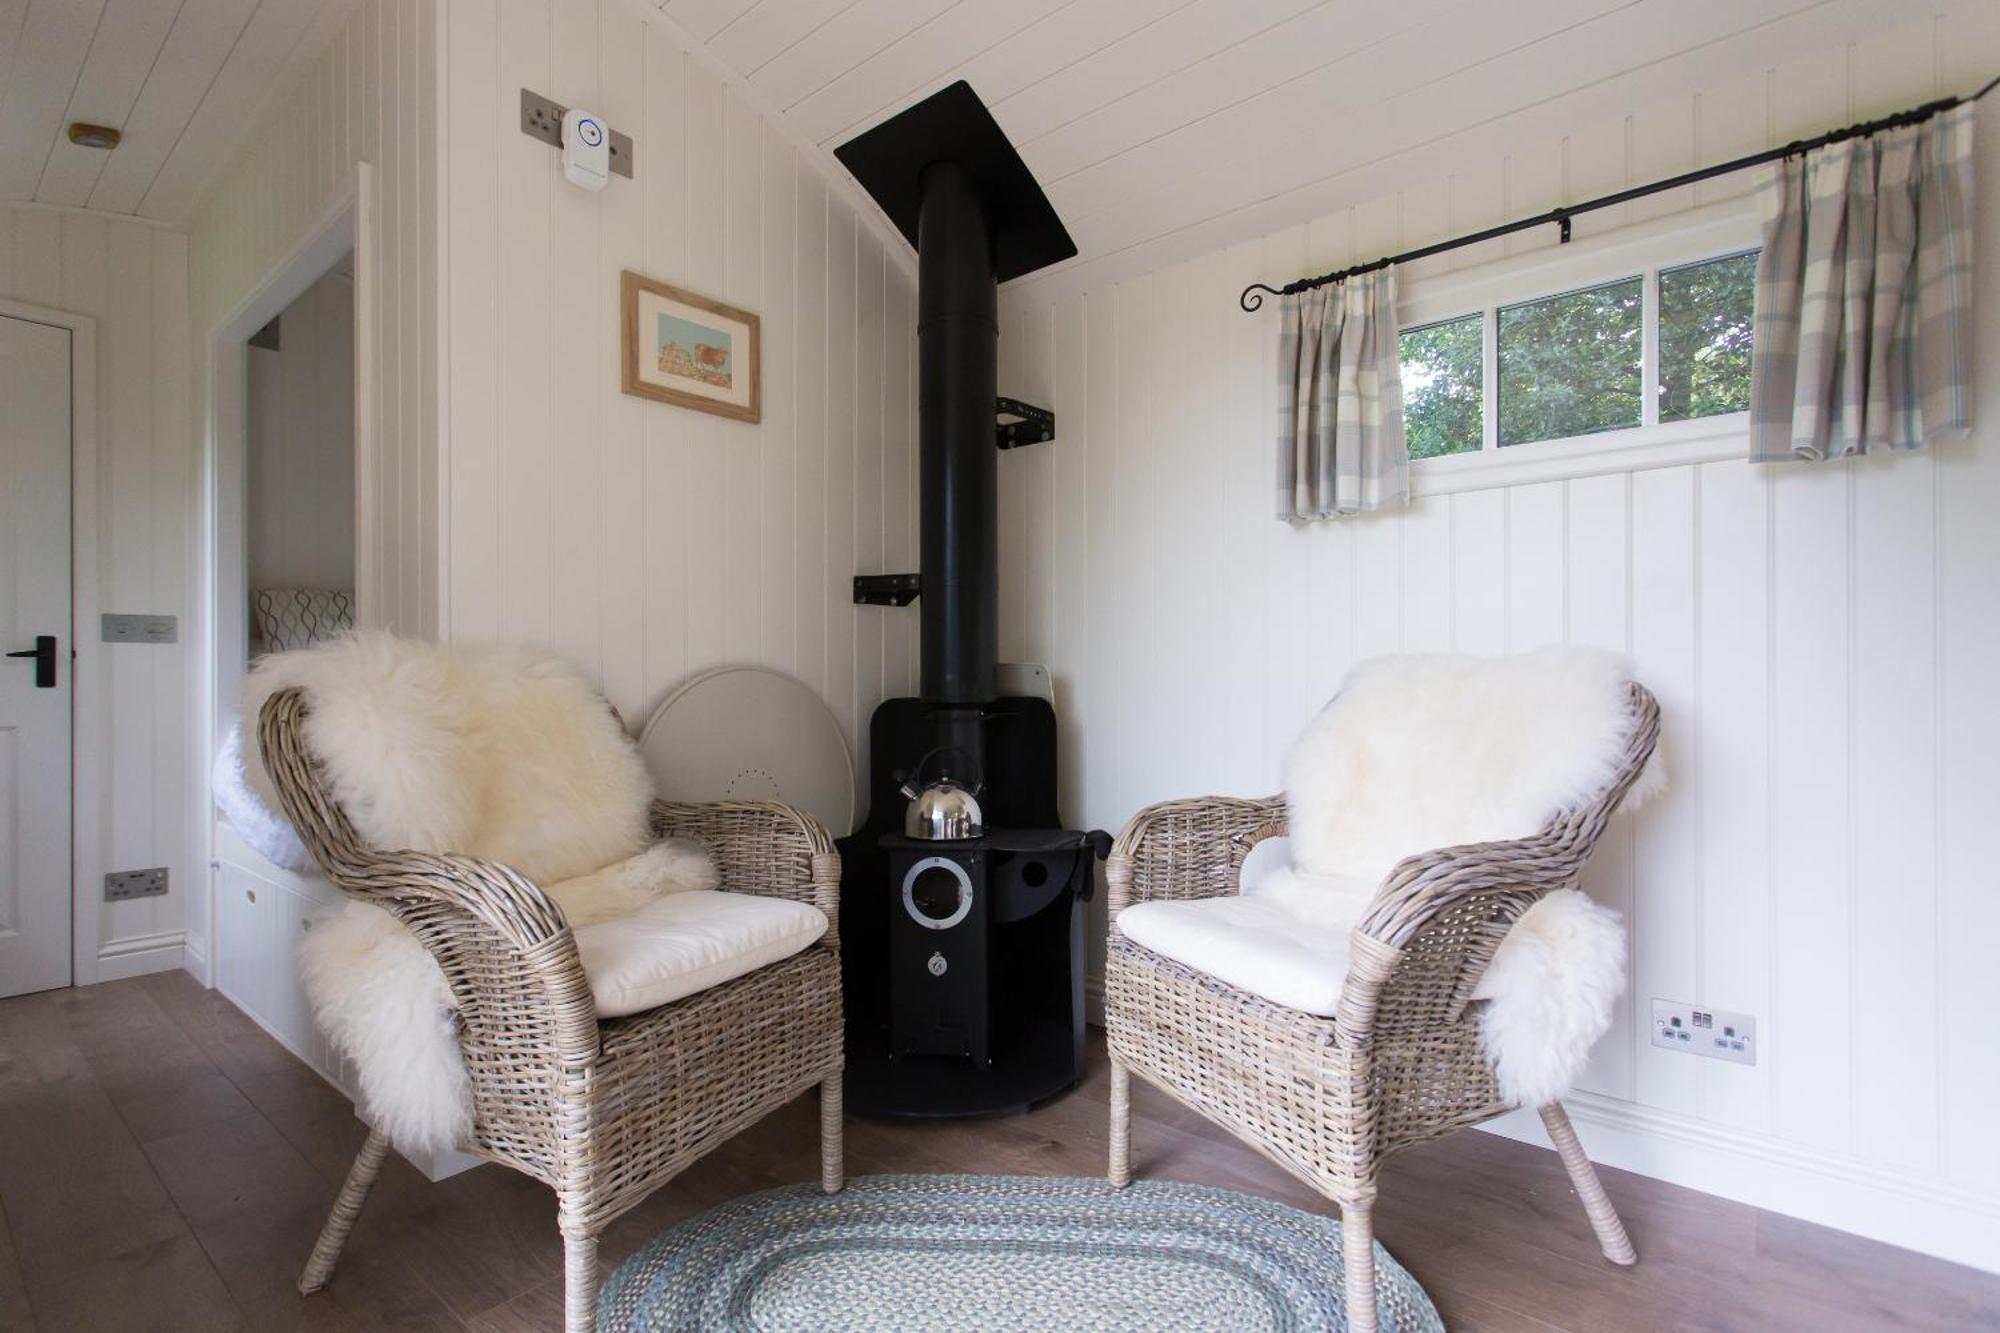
909;745;984;795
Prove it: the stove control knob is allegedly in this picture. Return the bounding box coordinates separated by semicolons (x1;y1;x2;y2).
927;951;948;977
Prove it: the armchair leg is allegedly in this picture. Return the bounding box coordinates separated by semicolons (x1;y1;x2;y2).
1108;1058;1131;1187
562;1229;599;1333
298;1127;389;1295
1341;1198;1378;1333
821;1074;845;1194
1540;1101;1637;1265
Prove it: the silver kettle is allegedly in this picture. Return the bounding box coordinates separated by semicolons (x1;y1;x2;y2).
900;749;984;840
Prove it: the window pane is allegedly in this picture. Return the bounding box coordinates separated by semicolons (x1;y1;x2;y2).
1398;315;1483;458
1497;276;1642;447
1658;249;1757;422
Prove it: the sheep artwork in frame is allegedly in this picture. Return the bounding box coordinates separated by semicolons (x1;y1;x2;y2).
621;271;761;423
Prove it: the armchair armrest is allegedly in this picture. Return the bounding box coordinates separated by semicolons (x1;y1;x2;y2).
1334;822;1600;1048
649;799;840;941
1358;825;1585;950
334;846;603;1069
1106;794;1286;920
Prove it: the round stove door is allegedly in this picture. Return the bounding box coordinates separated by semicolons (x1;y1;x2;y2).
902;857;974;930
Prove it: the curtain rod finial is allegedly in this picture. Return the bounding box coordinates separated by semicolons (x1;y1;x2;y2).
1240;283;1280;313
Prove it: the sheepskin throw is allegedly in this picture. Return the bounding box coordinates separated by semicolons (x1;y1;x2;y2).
1265;645;1662;1107
242;633;716;1152
212;722;313;872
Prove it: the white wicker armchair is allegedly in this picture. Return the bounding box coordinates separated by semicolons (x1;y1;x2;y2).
1104;682;1660;1333
258;687;845;1332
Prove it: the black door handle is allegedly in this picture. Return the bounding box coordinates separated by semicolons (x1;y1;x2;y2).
5;635;56;688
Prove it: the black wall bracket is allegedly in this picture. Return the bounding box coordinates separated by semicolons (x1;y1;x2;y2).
996;397;1054;449
855;573;921;606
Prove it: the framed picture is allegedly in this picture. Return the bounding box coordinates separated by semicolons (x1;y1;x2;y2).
621;271;761;422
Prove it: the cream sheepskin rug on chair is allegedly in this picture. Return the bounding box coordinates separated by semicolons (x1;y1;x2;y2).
1257;645;1664;1108
239;633;716;1154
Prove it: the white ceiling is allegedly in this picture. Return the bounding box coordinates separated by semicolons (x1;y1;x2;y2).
0;0;351;223
0;0;1941;267
661;0;1942;301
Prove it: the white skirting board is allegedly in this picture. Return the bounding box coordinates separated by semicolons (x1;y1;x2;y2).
1479;1093;2000;1275
97;931;187;982
209;823;481;1182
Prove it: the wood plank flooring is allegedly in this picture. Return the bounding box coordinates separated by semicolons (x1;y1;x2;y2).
0;971;1993;1331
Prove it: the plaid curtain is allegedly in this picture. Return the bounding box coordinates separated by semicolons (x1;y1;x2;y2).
1276;270;1408;519
1750;103;1975;463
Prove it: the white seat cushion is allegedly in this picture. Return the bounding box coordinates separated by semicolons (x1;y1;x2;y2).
1117;894;1355;1017
1116;855;1381;1017
573;889;827;1019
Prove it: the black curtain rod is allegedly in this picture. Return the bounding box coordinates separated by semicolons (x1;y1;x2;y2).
1238;73;2000;313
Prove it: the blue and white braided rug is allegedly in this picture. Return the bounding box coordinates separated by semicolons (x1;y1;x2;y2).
599;1173;1443;1331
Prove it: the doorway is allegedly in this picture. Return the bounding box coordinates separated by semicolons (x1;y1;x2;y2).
0;314;74;997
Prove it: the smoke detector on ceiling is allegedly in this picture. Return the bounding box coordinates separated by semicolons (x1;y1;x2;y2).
67;123;121;150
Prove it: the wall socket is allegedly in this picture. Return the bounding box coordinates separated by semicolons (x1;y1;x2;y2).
518;88;633;177
1651;998;1756;1065
105;868;169;902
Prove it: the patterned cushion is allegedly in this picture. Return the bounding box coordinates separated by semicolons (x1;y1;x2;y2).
253;588;354;651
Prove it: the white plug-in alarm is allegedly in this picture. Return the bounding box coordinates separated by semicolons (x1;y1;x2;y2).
561;108;610;192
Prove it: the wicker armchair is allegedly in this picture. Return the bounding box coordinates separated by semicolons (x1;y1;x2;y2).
256;688;844;1332
1104;682;1660;1333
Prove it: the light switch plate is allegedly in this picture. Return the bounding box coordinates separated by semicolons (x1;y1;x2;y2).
102;613;176;643
1651;997;1756;1065
105;867;169;902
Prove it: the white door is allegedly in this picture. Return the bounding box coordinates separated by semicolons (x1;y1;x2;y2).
0;315;73;998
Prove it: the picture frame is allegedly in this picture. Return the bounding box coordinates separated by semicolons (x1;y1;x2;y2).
621;271;761;422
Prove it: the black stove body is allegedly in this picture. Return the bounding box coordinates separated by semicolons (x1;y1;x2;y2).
833;83;1105;1118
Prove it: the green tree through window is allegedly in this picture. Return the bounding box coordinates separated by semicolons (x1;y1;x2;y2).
1498;277;1643;447
1398;315;1482;458
1658;250;1756;422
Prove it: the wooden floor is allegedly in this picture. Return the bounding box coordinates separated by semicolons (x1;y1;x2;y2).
0;973;1994;1331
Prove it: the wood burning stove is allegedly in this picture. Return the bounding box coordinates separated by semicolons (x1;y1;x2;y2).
834;82;1107;1118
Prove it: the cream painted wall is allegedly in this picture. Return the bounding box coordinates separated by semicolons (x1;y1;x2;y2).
439;0;919;773
995;4;2000;1272
248;270;357;604
0;205;192;976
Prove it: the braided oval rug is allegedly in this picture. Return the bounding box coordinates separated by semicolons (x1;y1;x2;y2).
598;1174;1442;1332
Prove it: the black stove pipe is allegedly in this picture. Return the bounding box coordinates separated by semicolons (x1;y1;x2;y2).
916;161;999;708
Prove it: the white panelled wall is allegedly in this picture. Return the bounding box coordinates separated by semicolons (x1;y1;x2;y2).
191;0;440;642
440;0;919;768
996;5;2000;1271
0;204;192;980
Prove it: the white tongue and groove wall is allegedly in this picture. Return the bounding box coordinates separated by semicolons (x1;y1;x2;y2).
436;0;921;766
992;3;2000;1274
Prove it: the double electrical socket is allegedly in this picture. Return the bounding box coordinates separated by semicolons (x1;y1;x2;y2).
105;867;168;902
1651;997;1756;1065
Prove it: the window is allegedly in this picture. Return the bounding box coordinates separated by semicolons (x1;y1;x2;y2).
1498;276;1644;447
1399;315;1482;458
1395;233;1760;479
1657;249;1756;423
